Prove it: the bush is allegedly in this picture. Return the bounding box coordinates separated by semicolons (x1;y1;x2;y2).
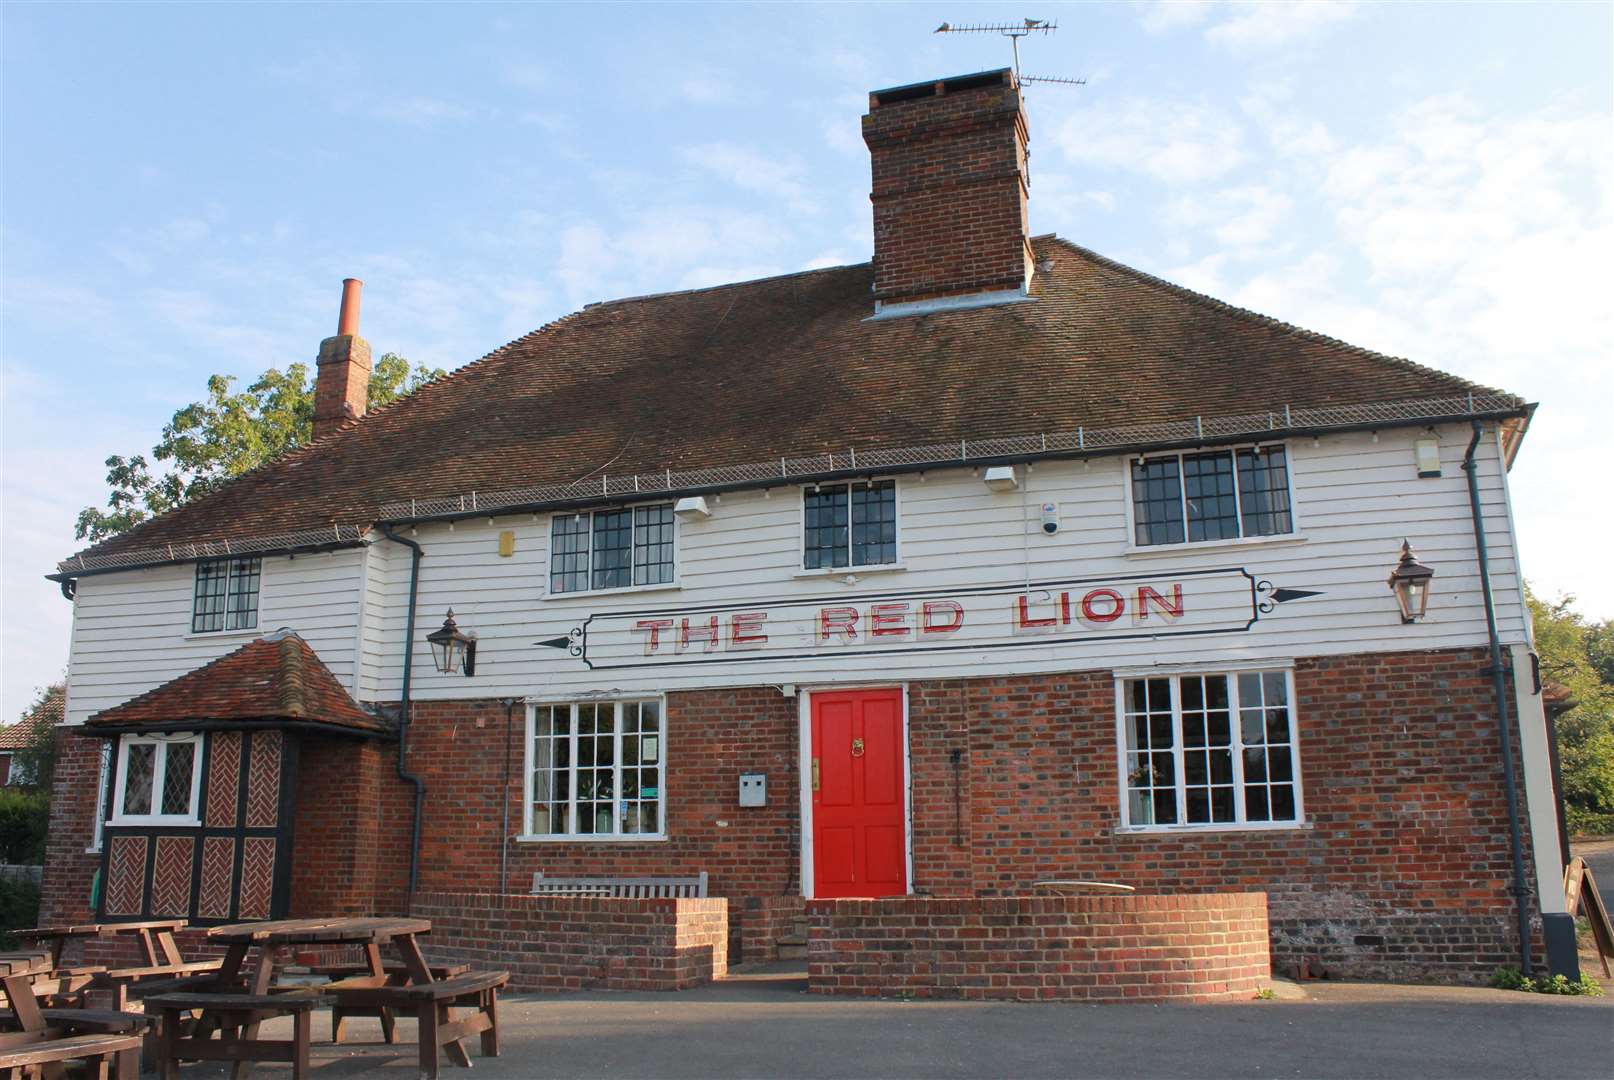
0;877;40;949
0;788;49;865
1489;966;1605;996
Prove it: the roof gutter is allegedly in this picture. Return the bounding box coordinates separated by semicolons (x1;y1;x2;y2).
377;524;428;907
1462;420;1534;977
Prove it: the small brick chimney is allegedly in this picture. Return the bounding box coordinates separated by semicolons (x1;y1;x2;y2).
863;69;1034;311
311;278;372;440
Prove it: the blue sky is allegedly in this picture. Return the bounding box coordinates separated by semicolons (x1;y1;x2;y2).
3;1;1611;722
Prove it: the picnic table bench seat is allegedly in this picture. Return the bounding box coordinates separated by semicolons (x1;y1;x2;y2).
323;969;507;1078
0;1031;142;1079
146;990;327;1080
531;871;708;897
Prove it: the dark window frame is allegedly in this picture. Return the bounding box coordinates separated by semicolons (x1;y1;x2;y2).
191;557;261;634
1130;444;1294;548
803;480;898;570
549;504;676;595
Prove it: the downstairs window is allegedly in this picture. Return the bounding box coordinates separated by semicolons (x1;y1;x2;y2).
524;700;664;839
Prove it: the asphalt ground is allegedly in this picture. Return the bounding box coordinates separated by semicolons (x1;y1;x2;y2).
162;968;1613;1079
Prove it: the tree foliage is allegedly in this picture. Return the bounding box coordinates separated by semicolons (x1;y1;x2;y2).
75;354;442;543
1528;587;1614;835
9;683;63;793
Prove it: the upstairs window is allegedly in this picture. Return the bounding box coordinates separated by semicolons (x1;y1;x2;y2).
112;733;202;825
192;557;261;633
1131;445;1293;547
550;505;675;594
803;480;897;569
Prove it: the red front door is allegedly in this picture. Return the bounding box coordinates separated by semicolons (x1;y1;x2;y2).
811;688;907;898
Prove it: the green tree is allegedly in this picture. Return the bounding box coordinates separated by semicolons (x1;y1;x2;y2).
1528;587;1614;835
9;683;64;793
75;354;442;543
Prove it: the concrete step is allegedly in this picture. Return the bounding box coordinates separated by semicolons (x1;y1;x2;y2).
791;919;811;937
776;942;809;961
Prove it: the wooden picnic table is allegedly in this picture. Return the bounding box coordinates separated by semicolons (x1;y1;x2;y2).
0;950;56;1046
21;919;191;969
0;949;151;1078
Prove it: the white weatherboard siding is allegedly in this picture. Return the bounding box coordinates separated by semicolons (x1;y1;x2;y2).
63;549;365;726
376;426;1526;701
59;427;1527;719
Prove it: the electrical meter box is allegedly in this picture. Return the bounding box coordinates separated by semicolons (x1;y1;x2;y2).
738;773;767;807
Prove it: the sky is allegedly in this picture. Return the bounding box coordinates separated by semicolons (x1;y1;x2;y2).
2;1;1611;724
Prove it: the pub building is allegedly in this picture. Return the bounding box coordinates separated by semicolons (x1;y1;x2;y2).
39;69;1575;988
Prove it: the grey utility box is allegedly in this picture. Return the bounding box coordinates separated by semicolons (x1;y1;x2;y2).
738;773;767;807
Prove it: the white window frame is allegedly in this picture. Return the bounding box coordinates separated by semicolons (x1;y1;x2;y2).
1123;442;1302;552
519;697;669;842
110;733;203;826
88;742;112;852
544;505;679;598
1113;668;1306;833
798;478;902;572
189;556;264;636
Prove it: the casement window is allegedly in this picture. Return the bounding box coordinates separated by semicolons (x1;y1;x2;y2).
524;699;664;839
192;557;261;633
550;505;675;594
803;480;897;569
1130;445;1293;547
90;742;112;852
1118;669;1301;829
111;733;202;825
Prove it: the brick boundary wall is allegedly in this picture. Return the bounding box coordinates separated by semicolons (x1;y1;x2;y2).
739;895;808;963
806;894;1271;1002
411;892;728;992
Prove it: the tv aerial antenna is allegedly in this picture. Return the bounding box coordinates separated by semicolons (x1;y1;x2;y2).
934;18;1086;88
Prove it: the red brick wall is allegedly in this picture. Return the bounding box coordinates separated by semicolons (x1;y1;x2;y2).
807;894;1270;1002
863;73;1034;304
412;892;728;991
289;736;397;917
739;895;807;963
38;730;104;931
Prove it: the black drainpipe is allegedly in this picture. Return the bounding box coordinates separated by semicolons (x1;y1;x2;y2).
378;525;428;906
1461;421;1533;976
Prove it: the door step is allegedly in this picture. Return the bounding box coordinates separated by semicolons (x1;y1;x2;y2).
776;931;809;961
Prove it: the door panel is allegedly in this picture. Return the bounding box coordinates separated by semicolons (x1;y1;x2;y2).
811;688;908;898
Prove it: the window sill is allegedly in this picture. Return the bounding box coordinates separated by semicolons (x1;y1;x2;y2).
182;626;263;642
540;582;681;602
1122;533;1306;558
792;563;907;580
1113;820;1311;835
109;815;201;828
515;833;669;844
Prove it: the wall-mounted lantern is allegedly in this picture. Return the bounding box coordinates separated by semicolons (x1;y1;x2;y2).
1388;540;1435;624
426;609;477;675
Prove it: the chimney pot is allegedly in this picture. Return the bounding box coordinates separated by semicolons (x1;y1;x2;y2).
313;278;372;440
337;277;363;336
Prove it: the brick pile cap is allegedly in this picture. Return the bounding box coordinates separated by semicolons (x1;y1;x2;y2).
85;630;389;737
59;235;1528;573
0;687;61;750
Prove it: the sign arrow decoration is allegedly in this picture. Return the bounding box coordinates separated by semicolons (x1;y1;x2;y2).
1269;588;1322;604
535;635;572;650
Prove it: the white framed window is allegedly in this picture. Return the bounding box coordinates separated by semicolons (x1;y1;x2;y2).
1116;669;1303;830
1129;444;1294;547
549;505;675;594
111;733;203;825
89;742;112;852
803;480;898;569
523;699;665;840
192;557;261;633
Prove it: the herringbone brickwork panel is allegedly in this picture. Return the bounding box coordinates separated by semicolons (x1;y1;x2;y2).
198;836;235;919
238;837;275;919
105;835;147;916
151;835;194;916
206;731;240;827
245;731;281;828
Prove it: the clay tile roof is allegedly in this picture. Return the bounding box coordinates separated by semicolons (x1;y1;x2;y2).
86;632;388;736
0;688;62;750
63;235;1526;568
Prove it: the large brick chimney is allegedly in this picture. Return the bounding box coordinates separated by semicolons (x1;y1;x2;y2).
311;278;372;440
862;69;1033;311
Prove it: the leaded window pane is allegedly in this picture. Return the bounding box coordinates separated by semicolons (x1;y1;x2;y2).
161;742;195;815
804;485;850;569
633;505;674;586
591;509;633;591
122;744;155;816
850;481;897;566
224;559;260;631
193;558;260;633
1131;458;1185;546
549;515;590;593
1183;451;1239;542
1237;446;1293;537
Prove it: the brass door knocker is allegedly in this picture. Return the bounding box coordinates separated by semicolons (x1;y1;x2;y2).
851;737;865;757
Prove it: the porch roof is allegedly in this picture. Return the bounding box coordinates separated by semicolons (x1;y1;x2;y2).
84;631;390;737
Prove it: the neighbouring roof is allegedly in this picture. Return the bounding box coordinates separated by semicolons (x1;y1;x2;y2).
59;235;1527;574
0;687;62;751
85;632;389;736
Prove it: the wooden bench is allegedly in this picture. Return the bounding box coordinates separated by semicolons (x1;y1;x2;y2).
145;990;326;1080
324;970;507;1080
315;963;470;1045
531;871;708;897
0;1031;142;1079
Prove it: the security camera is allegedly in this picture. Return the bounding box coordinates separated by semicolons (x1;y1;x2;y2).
1040;502;1059;535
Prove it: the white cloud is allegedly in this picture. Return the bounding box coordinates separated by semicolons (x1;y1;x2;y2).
1135;1;1216;35
1165;185;1293;251
682;142;817;213
1205;1;1360;49
677;70;737;106
1052;97;1247;184
372;96;473;126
